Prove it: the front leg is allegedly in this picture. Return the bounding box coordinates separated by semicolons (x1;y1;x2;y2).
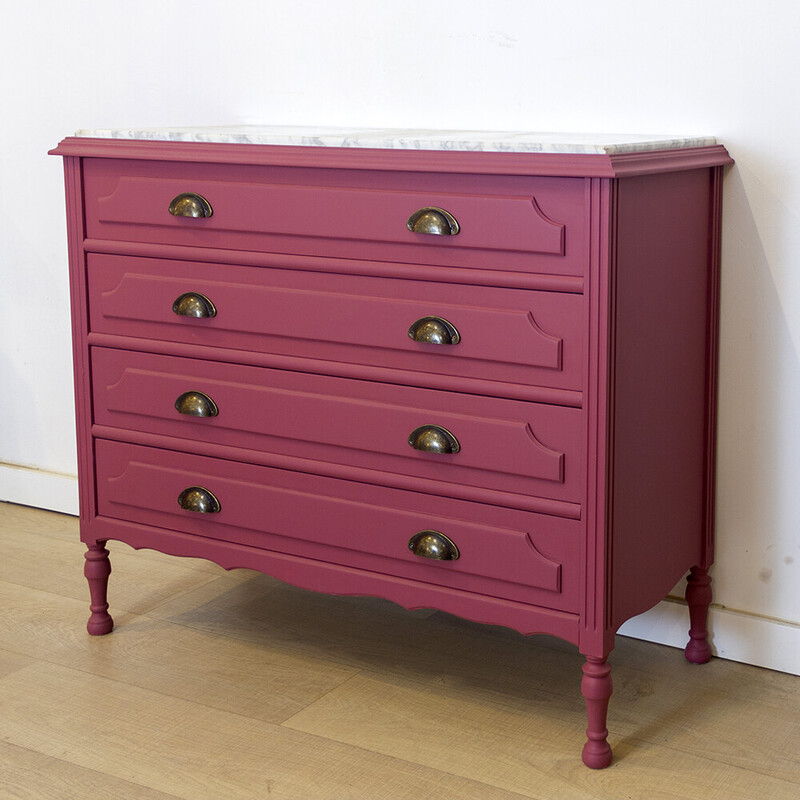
581;656;613;768
84;542;114;635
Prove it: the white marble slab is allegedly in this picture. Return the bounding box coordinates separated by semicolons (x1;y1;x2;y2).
74;126;717;155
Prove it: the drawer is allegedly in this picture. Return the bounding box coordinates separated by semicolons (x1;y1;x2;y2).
87;253;584;394
82;159;588;276
92;348;585;504
95;439;581;610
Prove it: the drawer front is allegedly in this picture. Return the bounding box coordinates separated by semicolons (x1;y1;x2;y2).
82;159;588;275
88;254;584;393
95;439;581;610
92;348;585;503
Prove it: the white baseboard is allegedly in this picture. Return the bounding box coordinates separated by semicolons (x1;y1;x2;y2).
1;462;798;675
0;462;78;515
619;598;800;676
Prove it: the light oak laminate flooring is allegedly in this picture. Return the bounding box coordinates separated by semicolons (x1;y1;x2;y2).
0;501;798;799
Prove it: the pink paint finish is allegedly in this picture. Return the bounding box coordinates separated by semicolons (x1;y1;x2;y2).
52;135;730;769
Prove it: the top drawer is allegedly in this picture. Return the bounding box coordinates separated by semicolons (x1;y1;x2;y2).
82;159;588;276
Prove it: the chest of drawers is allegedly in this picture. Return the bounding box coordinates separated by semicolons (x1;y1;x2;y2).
51;129;731;768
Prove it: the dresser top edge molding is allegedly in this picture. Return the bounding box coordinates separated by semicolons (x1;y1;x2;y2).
50;131;732;178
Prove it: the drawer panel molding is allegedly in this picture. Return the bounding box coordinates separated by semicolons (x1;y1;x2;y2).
88;253;585;393
82;159;588;275
96;439;580;608
92;347;584;502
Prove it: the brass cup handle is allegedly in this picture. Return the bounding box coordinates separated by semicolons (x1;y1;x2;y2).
408;425;461;454
169;192;213;218
406;207;460;236
408;316;461;345
408;530;460;561
175;391;219;418
172;292;217;318
177;486;221;514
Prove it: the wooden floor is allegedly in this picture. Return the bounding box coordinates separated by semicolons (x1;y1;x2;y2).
0;502;798;799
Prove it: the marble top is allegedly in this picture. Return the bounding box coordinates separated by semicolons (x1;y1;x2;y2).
74;126;717;155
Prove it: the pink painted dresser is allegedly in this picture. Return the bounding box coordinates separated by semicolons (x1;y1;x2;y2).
51;128;732;768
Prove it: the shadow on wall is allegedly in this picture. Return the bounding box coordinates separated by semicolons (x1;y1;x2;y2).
714;162;800;626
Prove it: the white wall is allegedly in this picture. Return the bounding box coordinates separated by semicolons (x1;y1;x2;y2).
1;0;798;673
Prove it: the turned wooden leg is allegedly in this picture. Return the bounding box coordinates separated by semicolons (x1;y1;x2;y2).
581;656;613;769
685;565;712;664
84;542;114;635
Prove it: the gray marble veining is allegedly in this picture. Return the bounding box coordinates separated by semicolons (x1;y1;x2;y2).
74;125;717;154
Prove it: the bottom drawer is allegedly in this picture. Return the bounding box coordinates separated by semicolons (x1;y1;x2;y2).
95;439;581;611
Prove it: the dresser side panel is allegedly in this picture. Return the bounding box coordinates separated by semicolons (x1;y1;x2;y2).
609;169;716;629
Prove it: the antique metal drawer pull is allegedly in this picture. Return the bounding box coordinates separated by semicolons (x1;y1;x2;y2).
408;530;460;561
177;486;221;514
172;292;217;318
408;316;461;345
174;391;219;418
408;425;461;454
406;207;460;236
168;192;213;218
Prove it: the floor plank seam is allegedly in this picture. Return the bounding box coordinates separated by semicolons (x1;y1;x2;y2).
278;669;365;726
1;637;329;732
0;738;186;800
280;715;542;800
